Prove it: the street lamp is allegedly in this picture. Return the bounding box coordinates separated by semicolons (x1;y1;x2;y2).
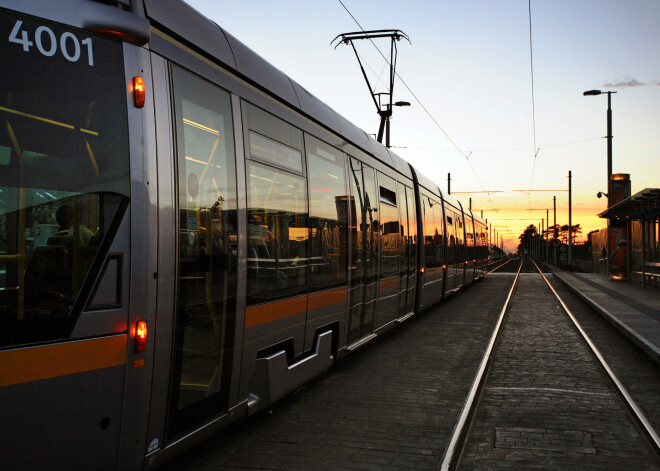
583;89;617;207
375;95;411;148
584;89;617;277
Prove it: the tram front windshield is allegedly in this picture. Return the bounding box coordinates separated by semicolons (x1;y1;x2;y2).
0;10;130;348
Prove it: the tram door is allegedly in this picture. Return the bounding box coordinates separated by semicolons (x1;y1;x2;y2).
375;174;400;328
447;210;458;290
347;159;378;345
166;66;238;439
397;185;413;317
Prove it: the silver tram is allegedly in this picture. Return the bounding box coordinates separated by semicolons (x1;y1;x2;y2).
0;1;489;469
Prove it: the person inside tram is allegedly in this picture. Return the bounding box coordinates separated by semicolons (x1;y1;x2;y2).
48;204;96;247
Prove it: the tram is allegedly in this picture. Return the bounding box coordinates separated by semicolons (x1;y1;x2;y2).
0;1;489;469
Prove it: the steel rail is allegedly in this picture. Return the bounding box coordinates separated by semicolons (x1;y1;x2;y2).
440;259;523;471
531;260;660;456
487;257;514;274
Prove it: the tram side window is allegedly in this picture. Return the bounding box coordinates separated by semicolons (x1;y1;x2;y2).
445;212;454;264
432;201;444;267
457;216;465;261
422;195;435;268
247;161;308;304
378;174;399;280
306;135;348;290
0;12;129;348
242;99;309;304
242;101;304;173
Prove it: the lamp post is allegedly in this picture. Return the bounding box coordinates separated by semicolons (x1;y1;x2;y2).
584;89;617;276
583;89;616;207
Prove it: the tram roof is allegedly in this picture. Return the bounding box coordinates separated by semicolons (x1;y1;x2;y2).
598;188;660;221
143;0;413;180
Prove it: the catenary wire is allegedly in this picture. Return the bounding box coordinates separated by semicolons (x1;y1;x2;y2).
337;0;497;211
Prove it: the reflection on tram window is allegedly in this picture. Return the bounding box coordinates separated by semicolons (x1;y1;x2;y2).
402;185;417;314
170;65;237;423
430;202;444;267
306;135;348;290
247;161;308;304
242;101;304;174
423;195;435;269
378;173;400;279
346;158;378;344
0;26;129;348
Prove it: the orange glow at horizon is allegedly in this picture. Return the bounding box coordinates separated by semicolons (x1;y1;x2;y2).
476;197;608;254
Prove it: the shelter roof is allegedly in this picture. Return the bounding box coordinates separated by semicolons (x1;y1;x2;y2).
598;188;660;220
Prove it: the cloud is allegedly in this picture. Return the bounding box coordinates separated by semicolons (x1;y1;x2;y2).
602;76;660;88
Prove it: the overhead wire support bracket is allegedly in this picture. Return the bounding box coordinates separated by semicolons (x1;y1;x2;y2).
332;29;410;148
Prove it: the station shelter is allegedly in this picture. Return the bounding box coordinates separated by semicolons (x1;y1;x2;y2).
597;188;660;288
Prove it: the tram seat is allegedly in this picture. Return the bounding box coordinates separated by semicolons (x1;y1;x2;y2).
46;233;74;249
23;245;72;311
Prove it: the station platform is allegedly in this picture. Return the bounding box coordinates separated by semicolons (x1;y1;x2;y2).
553;271;660;365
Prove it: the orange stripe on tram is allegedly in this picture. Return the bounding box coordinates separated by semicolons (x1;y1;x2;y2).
308;286;347;311
379;276;399;291
245;296;307;329
0;334;127;388
245;287;348;329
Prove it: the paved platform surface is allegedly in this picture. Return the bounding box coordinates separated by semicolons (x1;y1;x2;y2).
553;271;660;364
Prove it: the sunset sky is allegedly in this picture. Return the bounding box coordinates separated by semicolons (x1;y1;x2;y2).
184;0;660;252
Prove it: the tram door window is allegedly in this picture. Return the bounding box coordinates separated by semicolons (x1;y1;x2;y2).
404;186;417;314
432;200;445;269
346;158;378;344
456;215;465;285
376;173;400;327
168;65;238;438
397;184;409;317
446;210;456;289
0;10;130;348
467;218;475;273
422;194;435;270
306;135;348;291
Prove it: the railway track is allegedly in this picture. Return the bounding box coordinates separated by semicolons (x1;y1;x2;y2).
442;259;660;470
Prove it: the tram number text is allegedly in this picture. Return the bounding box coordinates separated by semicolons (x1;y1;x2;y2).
9;21;94;66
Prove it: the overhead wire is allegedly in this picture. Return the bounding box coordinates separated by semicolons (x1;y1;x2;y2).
391;136;604;153
337;0;497;211
527;0;538;210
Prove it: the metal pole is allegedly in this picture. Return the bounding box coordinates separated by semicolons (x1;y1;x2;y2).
447;173;451;195
607;92;613;207
568;171;572;268
642;218;647;288
546;208;549;262
541;219;544;261
627;218;632;284
553;196;557;267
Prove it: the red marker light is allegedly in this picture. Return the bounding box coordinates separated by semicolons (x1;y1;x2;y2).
420;267;425;275
133;76;145;108
135;321;147;353
442;264;447;270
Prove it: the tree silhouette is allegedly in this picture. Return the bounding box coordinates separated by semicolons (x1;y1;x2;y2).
517;224;541;256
